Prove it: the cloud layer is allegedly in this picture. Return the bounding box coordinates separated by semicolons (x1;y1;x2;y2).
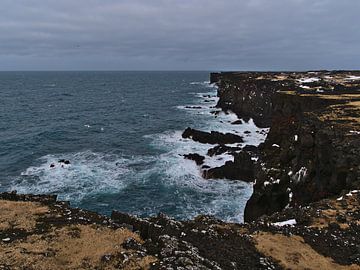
0;0;359;70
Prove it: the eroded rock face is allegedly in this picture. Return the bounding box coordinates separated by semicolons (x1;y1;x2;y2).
183;153;205;165
214;72;294;128
182;127;243;144
203;151;255;182
212;71;360;222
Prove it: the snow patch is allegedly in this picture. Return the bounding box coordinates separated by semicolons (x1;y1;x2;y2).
272;219;297;227
297;77;320;83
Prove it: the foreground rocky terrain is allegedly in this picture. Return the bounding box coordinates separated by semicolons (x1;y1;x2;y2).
1;191;359;269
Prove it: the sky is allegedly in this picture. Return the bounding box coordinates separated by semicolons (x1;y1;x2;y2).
0;0;359;71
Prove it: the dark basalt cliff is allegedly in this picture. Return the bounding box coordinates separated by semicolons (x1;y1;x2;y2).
213;72;294;127
212;71;360;222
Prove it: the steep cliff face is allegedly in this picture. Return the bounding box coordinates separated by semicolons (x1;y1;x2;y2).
214;72;294;127
212;71;360;222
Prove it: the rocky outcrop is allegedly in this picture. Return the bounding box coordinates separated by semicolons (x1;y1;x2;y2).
203;151;255;182
213;72;295;127
2;190;360;269
212;71;360;222
183;153;205;165
182;127;243;144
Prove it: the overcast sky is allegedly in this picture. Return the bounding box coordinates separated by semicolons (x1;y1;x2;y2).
0;0;359;71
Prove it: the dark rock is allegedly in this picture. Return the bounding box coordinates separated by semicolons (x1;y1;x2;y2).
231;120;243;125
182;127;243;144
207;144;242;157
122;237;146;252
203;151;255;182
300;134;314;148
58;159;70;165
183;153;205;166
242;145;259;153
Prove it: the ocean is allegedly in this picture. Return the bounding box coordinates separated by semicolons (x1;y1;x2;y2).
0;71;267;222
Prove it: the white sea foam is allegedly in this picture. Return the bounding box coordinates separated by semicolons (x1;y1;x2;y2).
190;81;215;88
143;82;270;222
13;80;264;223
12;151;136;201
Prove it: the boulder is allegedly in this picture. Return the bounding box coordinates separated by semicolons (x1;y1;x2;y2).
184;153;205;165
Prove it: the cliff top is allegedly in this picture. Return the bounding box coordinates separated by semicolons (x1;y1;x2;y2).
1;191;359;269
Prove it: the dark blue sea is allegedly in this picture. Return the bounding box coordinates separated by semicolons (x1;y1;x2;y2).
0;71;267;222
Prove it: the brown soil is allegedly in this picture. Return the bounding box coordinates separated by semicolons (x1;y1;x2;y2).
254;232;360;270
0;199;156;270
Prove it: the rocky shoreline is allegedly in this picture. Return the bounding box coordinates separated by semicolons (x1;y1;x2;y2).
1;71;360;269
184;71;360;223
1;189;359;269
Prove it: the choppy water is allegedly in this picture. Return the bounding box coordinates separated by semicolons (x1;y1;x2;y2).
0;71;267;222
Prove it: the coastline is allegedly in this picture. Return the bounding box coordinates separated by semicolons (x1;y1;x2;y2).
1;70;360;269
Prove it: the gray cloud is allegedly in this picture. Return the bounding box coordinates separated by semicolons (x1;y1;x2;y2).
0;0;359;70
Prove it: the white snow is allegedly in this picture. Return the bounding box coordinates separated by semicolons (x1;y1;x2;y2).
346;190;360;196
337;190;359;200
292;167;307;183
272;219;297;227
289;192;293;202
297;77;320;83
344;76;360;81
294;135;298;142
272;144;280;148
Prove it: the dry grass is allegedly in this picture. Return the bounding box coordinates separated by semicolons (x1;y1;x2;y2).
0;200;157;270
254;232;360;270
0;200;49;231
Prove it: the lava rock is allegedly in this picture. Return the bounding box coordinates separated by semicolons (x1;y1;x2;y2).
184;153;205;165
182;128;243;144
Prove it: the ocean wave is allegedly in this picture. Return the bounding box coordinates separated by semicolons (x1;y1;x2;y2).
190;81;218;89
146;129;252;222
12;151;143;201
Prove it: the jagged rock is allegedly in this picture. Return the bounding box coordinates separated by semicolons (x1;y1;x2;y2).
203;151;255;182
58;159;70;164
213;71;360;222
231;120;243;125
182;127;243;144
183;153;205;165
207;144;242;157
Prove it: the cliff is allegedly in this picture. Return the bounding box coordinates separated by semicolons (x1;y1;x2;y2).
211;71;360;222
